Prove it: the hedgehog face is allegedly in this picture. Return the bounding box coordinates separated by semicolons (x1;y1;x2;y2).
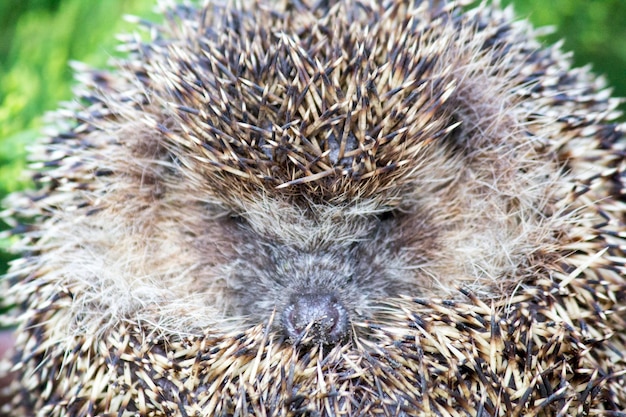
218;200;430;343
196;162;554;345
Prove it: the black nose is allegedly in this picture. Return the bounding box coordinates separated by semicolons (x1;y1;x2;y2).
281;293;349;344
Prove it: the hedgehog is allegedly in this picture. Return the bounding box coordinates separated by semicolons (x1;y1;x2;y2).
1;0;625;415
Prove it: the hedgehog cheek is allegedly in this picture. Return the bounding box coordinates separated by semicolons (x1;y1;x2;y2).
280;292;350;345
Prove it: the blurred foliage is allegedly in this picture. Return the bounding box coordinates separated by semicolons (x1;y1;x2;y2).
0;0;625;275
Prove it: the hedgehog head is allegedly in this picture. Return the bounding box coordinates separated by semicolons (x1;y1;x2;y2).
99;0;566;343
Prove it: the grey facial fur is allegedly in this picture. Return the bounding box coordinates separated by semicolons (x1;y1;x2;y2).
217;204;432;342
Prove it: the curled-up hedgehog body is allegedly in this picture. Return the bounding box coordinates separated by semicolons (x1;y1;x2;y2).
1;0;626;415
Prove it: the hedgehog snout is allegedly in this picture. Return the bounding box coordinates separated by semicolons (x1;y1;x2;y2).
281;293;349;345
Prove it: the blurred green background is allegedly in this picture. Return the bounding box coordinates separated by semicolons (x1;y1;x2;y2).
0;0;625;275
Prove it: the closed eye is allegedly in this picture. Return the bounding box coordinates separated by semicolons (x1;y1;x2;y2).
375;210;396;223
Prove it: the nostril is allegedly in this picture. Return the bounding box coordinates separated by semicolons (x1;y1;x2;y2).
281;293;349;345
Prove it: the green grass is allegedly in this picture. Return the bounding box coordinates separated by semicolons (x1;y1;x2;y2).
0;0;625;275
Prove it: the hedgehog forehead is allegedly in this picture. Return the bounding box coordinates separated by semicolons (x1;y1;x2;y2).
150;0;458;203
234;196;387;247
